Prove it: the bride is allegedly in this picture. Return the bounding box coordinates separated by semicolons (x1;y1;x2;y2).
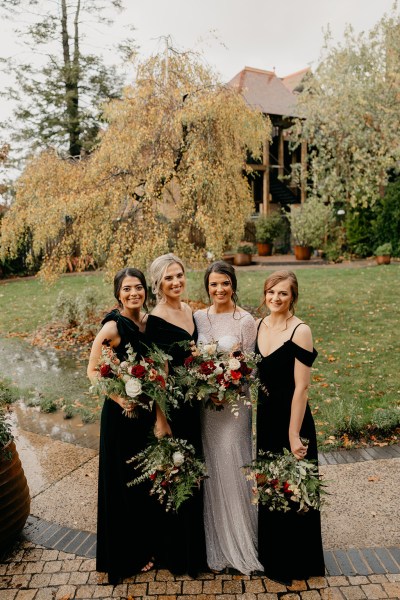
194;260;263;575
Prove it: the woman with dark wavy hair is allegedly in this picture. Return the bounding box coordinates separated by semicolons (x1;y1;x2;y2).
88;267;162;584
194;260;263;575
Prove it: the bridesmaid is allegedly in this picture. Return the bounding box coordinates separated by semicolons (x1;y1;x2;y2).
146;253;207;577
194;260;263;575
256;270;325;585
87;267;162;585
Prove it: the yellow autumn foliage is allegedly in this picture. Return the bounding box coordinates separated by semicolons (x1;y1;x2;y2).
1;50;269;279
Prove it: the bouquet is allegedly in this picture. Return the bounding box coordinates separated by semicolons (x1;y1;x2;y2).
127;436;207;512
174;341;260;416
244;445;327;513
91;339;170;417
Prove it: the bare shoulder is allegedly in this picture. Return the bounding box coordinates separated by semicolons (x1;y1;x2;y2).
180;301;194;315
150;304;166;318
292;321;313;351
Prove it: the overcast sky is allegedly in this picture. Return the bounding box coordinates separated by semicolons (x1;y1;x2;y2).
0;0;397;120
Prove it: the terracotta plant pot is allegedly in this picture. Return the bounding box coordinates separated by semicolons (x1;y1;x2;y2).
294;245;312;261
234;253;252;266
375;255;391;265
0;441;30;552
256;242;273;257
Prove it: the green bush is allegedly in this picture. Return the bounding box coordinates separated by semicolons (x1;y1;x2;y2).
255;213;284;243
373;179;400;256
374;243;392;256
52;288;99;326
345;205;376;257
288;197;334;248
370;407;400;434
236;244;255;254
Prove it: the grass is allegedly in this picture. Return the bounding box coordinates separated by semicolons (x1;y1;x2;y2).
0;265;399;447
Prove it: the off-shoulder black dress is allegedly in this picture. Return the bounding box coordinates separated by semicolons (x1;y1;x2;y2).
256;322;325;584
146;314;207;577
96;310;155;584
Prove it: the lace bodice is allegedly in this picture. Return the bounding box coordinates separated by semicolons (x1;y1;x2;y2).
194;309;256;354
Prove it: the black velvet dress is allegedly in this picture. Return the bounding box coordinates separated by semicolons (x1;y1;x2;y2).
96;310;155;584
256;322;325;583
145;314;207;577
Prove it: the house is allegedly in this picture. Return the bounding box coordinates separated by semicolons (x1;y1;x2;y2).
227;66;310;214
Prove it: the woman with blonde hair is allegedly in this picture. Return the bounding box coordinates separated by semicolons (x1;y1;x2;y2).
256;270;324;585
146;253;207;577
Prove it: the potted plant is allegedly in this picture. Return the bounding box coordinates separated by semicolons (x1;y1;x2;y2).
0;388;30;552
374;243;392;265
234;244;254;266
255;213;284;256
288;198;333;260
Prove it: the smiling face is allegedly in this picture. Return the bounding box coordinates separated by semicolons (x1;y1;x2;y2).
160;262;186;301
265;278;293;315
208;272;234;308
118;276;146;312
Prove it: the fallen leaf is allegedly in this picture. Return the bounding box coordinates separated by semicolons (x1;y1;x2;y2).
368;476;380;482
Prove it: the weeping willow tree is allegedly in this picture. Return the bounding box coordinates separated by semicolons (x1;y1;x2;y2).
292;5;400;209
0;49;269;280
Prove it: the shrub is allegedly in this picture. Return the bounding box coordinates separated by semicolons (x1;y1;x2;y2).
345;205;376;257
255;213;284;243
52;288;99;326
236;244;255;254
373;179;400;256
370;407;400;434
288;197;334;248
374;243;392;256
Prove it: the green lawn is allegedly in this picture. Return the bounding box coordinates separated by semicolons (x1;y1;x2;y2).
0;266;399;446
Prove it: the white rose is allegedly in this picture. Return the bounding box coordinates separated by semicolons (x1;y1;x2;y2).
228;358;241;371
204;343;217;356
172;451;185;467
125;378;142;398
214;366;223;375
120;361;128;370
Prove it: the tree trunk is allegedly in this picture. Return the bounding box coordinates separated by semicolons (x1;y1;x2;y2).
61;0;81;157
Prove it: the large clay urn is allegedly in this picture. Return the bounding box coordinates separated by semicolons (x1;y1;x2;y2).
0;441;30;552
256;242;273;257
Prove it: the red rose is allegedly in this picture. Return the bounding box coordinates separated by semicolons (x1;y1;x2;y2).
156;374;166;388
100;364;112;378
230;370;242;380
232;350;243;359
144;357;155;364
283;481;291;495
240;362;252;376
131;364;147;378
161;480;168;487
269;478;279;489
149;473;156;481
184;356;194;367
216;373;228;388
199;360;216;375
255;473;267;485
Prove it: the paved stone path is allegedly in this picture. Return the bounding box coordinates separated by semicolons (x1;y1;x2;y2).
1;443;399;599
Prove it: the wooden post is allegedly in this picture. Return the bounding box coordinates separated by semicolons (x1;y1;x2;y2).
300;140;307;204
278;129;284;179
262;139;270;215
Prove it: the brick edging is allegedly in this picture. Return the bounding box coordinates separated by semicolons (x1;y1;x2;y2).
21;515;400;577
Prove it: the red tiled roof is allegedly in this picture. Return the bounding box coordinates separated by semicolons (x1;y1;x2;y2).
281;67;310;93
227;66;301;118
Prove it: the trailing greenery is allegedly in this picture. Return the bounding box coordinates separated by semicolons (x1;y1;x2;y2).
373;179;400;256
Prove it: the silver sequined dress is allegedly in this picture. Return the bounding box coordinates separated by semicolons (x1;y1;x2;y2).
194;309;263;575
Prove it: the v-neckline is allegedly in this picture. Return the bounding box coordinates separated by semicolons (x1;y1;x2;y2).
149;314;195;337
257;339;291;359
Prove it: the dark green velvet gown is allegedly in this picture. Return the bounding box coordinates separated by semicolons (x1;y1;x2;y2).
256;322;325;584
145;314;207;577
96;310;155;584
